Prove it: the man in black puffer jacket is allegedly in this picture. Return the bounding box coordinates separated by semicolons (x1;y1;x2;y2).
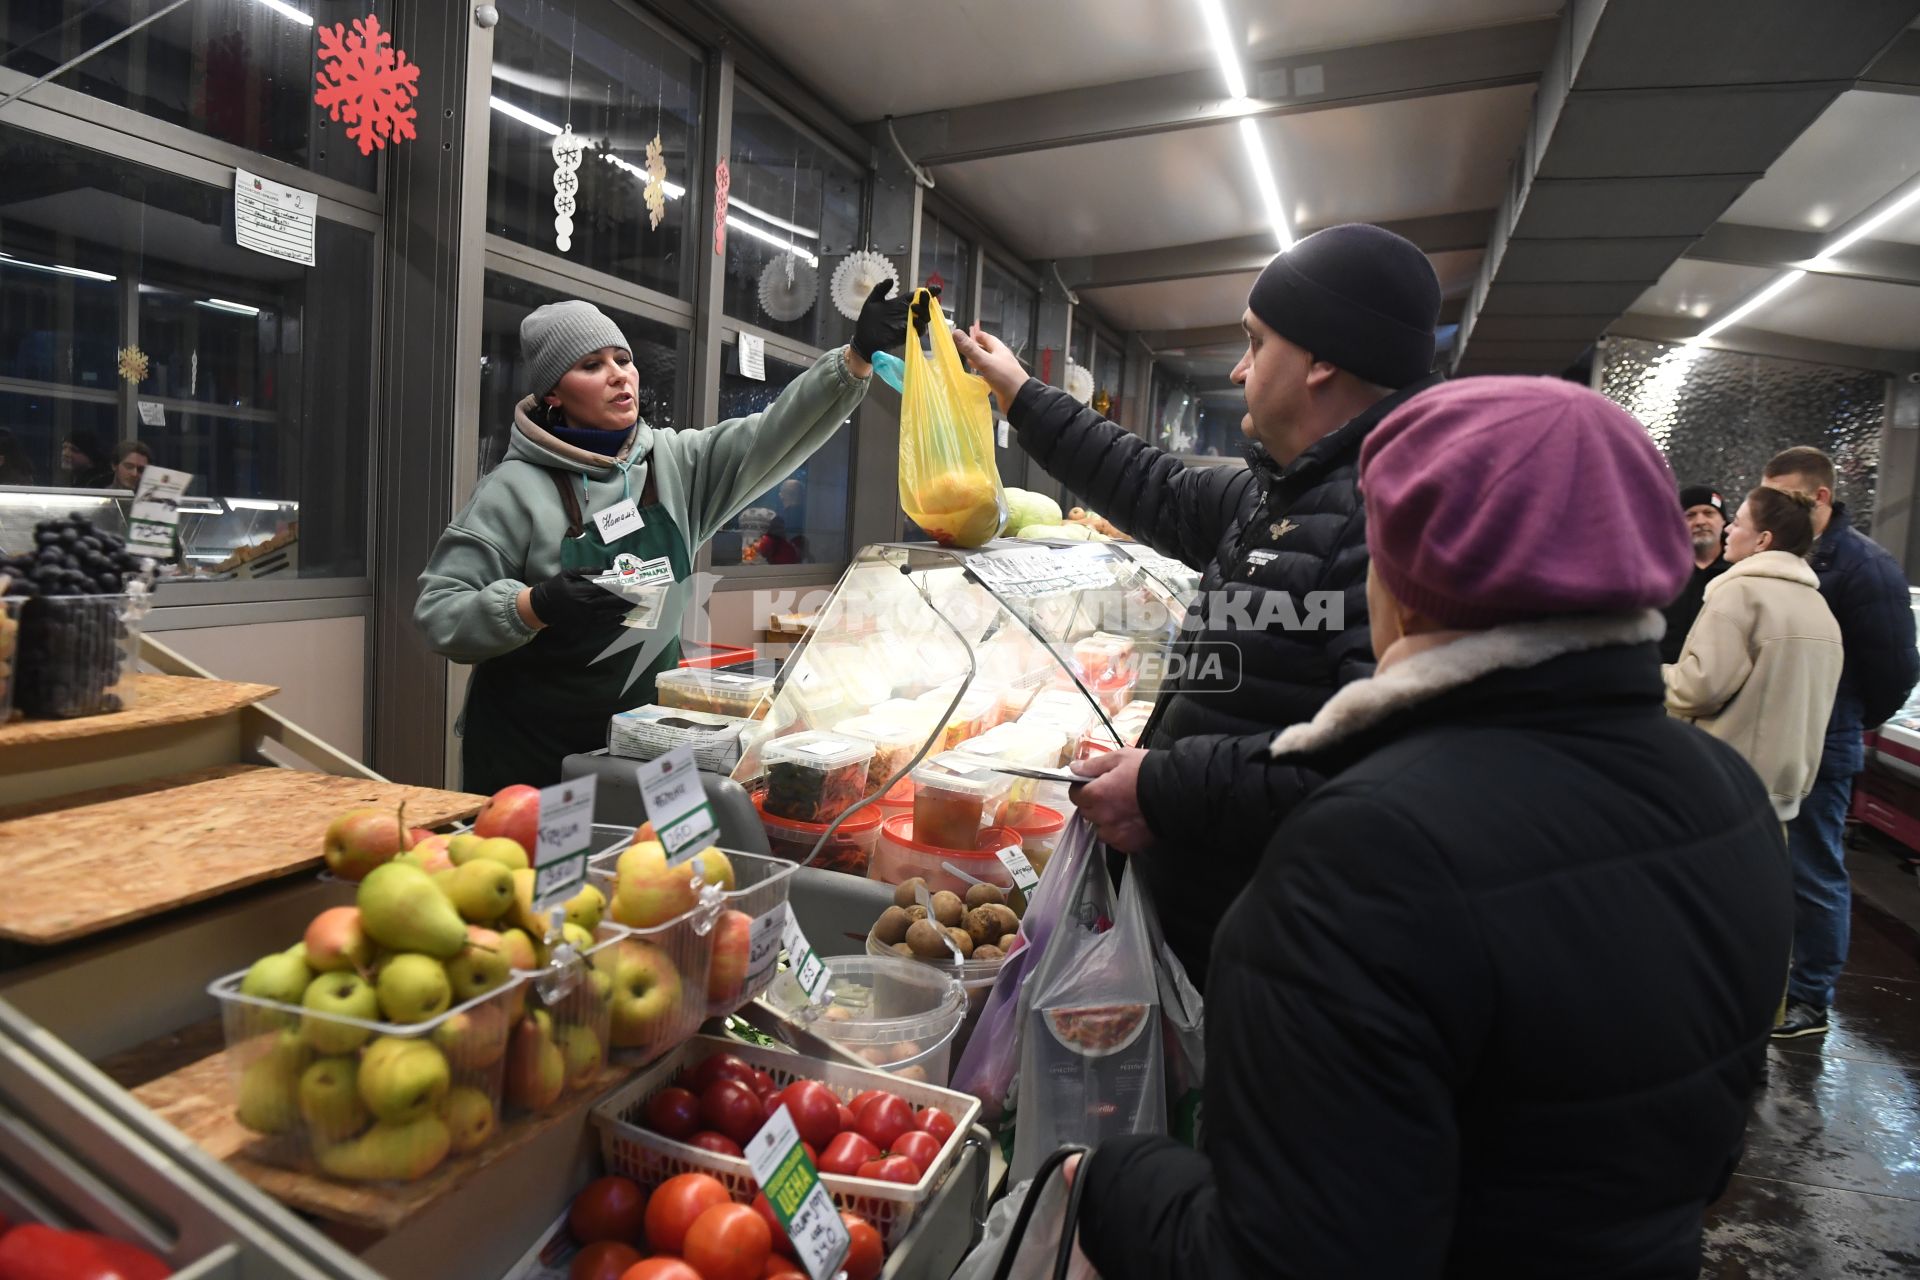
955;224;1441;987
1076;377;1791;1279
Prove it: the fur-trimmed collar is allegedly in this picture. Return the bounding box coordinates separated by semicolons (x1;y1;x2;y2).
1268;611;1665;758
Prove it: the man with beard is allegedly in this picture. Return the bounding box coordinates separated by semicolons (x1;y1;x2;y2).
954;223;1441;987
1660;484;1732;663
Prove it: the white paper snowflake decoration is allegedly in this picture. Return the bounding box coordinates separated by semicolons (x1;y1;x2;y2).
551;124;586;252
643;133;667;230
1065;359;1095;405
831;249;901;321
758;252;819;322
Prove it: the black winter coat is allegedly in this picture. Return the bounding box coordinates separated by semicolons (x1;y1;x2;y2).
1808;504;1917;736
1008;375;1440;985
1078;619;1791;1280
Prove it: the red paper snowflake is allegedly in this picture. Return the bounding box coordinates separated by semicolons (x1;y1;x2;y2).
314;15;420;156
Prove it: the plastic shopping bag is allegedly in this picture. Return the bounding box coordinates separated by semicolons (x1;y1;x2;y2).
951;1147;1098;1280
1145;898;1206;1149
1010;857;1166;1185
951;815;1104;1120
900;287;1006;547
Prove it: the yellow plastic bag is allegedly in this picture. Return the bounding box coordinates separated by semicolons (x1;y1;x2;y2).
900;288;1006;548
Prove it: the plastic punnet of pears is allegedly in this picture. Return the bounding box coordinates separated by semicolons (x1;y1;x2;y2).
230;815;623;1181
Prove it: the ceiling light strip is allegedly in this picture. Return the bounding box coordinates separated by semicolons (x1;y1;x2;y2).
1693;270;1806;342
1238;118;1293;251
1196;0;1248;100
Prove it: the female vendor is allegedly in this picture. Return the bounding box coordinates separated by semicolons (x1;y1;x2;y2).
415;284;912;792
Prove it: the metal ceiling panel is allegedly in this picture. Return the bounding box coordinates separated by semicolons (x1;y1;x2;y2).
1574;0;1920;87
1736;271;1920;348
1510;176;1756;239
1477;281;1655;316
1629;258;1779;323
1495;236;1698;283
1718;90;1920;235
1470;313;1623;340
1078;271;1265;333
1534;87;1845;180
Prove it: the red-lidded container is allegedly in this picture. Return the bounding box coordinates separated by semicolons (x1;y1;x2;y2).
870;816;1023;895
754;792;883;877
1004;804;1067;876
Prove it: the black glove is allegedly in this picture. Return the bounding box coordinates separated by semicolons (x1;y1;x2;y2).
527;568;630;631
852;281;940;360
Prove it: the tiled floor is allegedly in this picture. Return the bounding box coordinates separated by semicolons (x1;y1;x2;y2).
1699;839;1920;1278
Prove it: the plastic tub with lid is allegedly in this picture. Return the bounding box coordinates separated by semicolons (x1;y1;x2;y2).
864;928;1016;1065
755;792;882;877
1004;804;1067;875
760;730;874;824
1019;688;1101;742
870;815;1021;895
913;686;997;750
1071;631;1135;683
655;667;775;719
910;752;1013;849
766;955;968;1085
958;721;1073;821
834;713;931;795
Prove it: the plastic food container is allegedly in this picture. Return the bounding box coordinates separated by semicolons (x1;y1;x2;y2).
766;955;968;1085
914;687;996;750
208;951;525;1184
1072;631;1135;683
16;591;141;719
755;792;884;877
512;924;621;1117
870;815;1022;895
607;704;765;773
959;722;1074;822
1006;805;1067;876
591;903;716;1063
1088;669;1139;715
834;713;931;794
654;667;774;719
1019;688;1101;743
761;731;875;824
593;1033;982;1249
910;752;1014;849
0;596;21;722
864;929;1014;1065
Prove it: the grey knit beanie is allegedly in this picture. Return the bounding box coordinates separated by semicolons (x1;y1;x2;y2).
522;300;631;400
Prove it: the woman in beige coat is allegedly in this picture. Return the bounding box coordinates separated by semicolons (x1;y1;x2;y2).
1665;487;1843;821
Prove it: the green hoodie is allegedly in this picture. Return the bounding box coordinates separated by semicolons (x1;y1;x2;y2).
415;346;869;663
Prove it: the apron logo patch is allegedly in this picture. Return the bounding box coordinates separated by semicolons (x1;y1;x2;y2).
612;552;646;579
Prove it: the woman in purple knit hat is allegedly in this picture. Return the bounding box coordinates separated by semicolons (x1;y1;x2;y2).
1071;377;1791;1279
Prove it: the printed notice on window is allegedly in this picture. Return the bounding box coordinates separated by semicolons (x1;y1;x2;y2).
235;168;317;266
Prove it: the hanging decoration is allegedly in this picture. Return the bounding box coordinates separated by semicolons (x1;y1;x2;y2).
313;15;421;156
643;134;668;229
117;345;150;385
1065;360;1095;406
551;125;585;253
758;253;819;322
713;160;731;256
1092;387;1114;417
830;250;900;321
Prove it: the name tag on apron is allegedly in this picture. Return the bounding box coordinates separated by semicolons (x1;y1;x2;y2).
593;498;645;542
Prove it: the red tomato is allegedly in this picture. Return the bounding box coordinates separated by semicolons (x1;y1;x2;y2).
684;1052;756;1093
771;1080;841;1149
644;1087;702;1140
802;1141;820;1167
914;1106;958;1143
618;1261;703;1280
854;1094;914;1150
840;1212;885;1280
688;1130;745;1158
683;1203;771;1280
889;1129;943;1174
855;1155;919;1185
847;1089;889;1115
817;1130;880;1175
569;1176;649;1245
701;1080;766;1147
0;1225;170;1280
748;1069;778;1098
643;1173;731;1254
750;1191;793;1259
836;1103;860;1134
75;1234;170;1280
570;1241;642;1280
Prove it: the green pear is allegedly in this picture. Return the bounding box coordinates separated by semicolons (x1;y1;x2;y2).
503;1015;565;1111
316;1115;451;1182
299;1056;369;1145
376;953;452;1024
446;930;513;1001
236;1055;302;1134
561;922;595;953
242;950;314;1006
357;862;467;958
496;928;539;972
471;836;530;871
443;1086;497;1154
564;884;605;933
433;1001;510;1070
446;833;487;865
357;1037;450;1123
301;972;380;1054
445;860;515;923
558;1023;603;1089
259;1028;313;1073
284;942;309;965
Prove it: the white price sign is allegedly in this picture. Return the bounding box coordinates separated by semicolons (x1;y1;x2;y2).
780;904;832;1005
636;746;718;864
994;844;1040;894
533;777;596;902
746;1106;850;1280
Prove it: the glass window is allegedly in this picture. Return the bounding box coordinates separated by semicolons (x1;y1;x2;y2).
477;273;690;476
487;0;702;299
724;86;862;351
0;125;372;578
918;212;973;326
709;346;850;568
0;1;377;189
1069;320;1091;369
978;259;1037;366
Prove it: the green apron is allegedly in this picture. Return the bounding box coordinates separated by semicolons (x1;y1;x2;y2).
462;460;690;794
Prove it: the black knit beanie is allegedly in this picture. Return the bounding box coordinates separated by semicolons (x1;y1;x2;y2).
1247;223;1441;389
1677;484;1726;515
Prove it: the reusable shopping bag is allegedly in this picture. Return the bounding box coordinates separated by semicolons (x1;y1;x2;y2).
899;287;1006;547
951;1146;1098;1280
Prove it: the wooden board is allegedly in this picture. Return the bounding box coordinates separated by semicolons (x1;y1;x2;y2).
0;675;277;750
0;766;485;945
133;1049;626;1232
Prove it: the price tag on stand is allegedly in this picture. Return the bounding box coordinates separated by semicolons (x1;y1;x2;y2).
127;465;193;559
780;904;832;1005
636;745;719;864
994;844;1041;895
746;1105;851;1280
533;776;596;904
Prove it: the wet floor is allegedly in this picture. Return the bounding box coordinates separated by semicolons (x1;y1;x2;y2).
1699;841;1920;1278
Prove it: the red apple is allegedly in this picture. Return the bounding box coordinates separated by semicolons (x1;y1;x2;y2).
321;809;404;881
645;1086;702;1140
408;826;435;848
475;783;540;853
707;909;752;1005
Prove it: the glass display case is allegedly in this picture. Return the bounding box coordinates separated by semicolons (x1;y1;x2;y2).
1869;588;1920;778
0;487;300;579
